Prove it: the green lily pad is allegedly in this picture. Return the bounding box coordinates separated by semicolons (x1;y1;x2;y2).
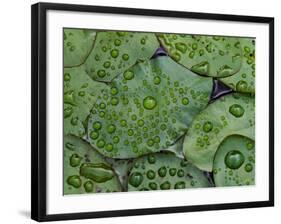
213;135;255;186
64;66;107;137
220;38;255;93
128;152;212;191
64;135;122;194
87;56;213;158
183;93;255;172
158;34;243;78
64;28;96;67
84;31;159;82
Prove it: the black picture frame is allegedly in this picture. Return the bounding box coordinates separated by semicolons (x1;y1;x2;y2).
31;2;274;222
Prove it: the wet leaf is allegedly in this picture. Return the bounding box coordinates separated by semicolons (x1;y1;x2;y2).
64;66;107;137
84;31;159;82
158;34;243;78
183;93;255;171
213;135;255;186
220;38;255;93
64;135;122;194
87;56;213;158
128;152;212;191
64;28;96;67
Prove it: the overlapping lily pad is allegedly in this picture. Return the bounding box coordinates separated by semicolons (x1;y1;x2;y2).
84;31;159;82
64;67;107;137
64;135;122;194
213;135;255;186
220;38;255;93
64;28;96;67
128;152;212;191
183;93;255;172
158;34;243;78
87;56;213;158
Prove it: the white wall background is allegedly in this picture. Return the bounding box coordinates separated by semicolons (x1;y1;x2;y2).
0;0;279;223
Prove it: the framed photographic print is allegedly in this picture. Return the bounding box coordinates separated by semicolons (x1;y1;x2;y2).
31;2;274;222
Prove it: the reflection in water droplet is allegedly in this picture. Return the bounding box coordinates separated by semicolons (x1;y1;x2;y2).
129;172;143;187
229;104;245;118
143;96;157;110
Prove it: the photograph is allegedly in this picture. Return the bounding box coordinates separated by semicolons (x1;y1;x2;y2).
63;29;255;195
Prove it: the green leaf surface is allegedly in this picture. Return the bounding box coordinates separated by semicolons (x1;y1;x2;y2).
64;135;122;194
64;67;107;137
158;34;243;78
84;31;159;82
64;28;96;67
213;135;255;186
87;56;213;158
220;38;255;93
128;152;212;191
183;93;255;172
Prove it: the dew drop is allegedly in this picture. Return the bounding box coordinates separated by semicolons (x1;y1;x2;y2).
97;139;105;148
143;96;157;110
84;181;94;192
224;150;245;169
236;80;248;92
69;154;82;167
122;54;129;61
90;131;99;140
92;121;102;130
182;97;189;105
169;168;176;176
153;76;161;85
203;121;213;133
244;163;253;172
110;49;119;58
149;182;157;190
97;69;106;78
129;172;143;187
229;104;245;118
148;155;156;164
160;181;171;190
67;175;82;188
191;61;209;75
123;70;134;80
174;181;186;189
158;167;167;177
80;163;114;183
146;170;156;180
175;42;187;53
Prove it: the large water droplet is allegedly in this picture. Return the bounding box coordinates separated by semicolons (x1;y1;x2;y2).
69;154;82;167
191;61;209;75
64;91;77;106
92;121;102;130
129;172;143;187
123;70;134;80
67;175;82;188
110;49;119;58
203;121;213;133
229;104;245;118
80;163;114;183
236;80;248;92
160;181;171;190
182;97;189;105
174;181;186;189
97;69;106;78
143;96;157;110
97;139;105;148
244;163;253;172
106;124;116;134
149;182;157;190
158;166;167;177
84;181;94;192
175;42;187;53
224;150;245;169
146;170;156;180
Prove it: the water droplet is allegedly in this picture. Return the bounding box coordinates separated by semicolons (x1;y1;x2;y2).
80;163;114;183
105;143;113;152
97;69;106;78
147;139;154;147
123;70;134;80
114;39;121;46
149;182;157;190
169;168;176;176
64;91;77;106
143;96;157;110
158;167;167;177
64;107;73;118
117;31;126;37
106;124;116;134
229;104;245;118
225;150;245;169
182;97;189;105
218;65;234;76
92;121;102;130
146;170;156;180
84;181;94;192
177;169;184;177
129;172;143;187
203;121;213;133
111;97;119;105
64;73;71;81
97;139;105;148
244;163;253;172
191;61;209;75
140;38;146;45
78;91;85;97
122;54;129;61
148;155;156;164
153;76;161;85
90;131;99;140
236;80;248;92
174;181;186;189
160;181;171;190
113;136;120;143
110;49;119;58
175;42;187;53
246;142;254;150
71;117;78;125
67;175;82;188
69;154;82;167
137;119;144;127
103;61;111;68
128;129;134;136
